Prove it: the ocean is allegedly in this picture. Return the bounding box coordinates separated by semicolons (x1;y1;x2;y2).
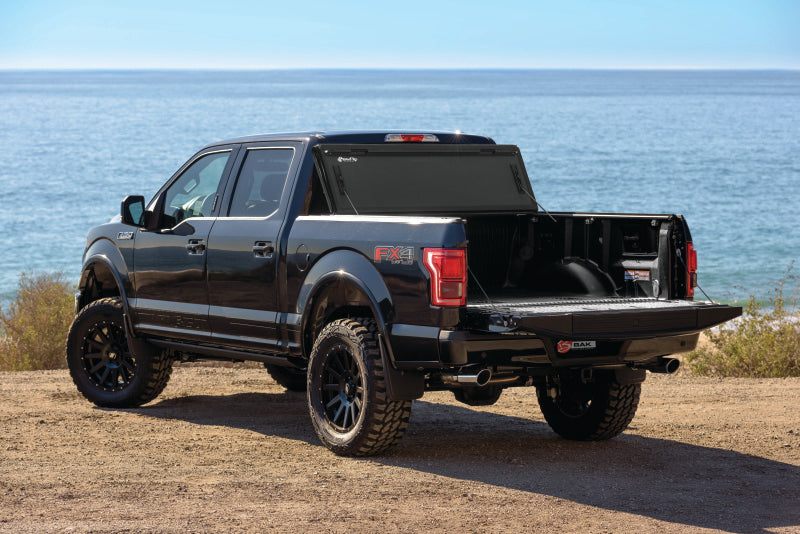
0;69;798;304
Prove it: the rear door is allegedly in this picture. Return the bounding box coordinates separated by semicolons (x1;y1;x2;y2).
205;142;302;351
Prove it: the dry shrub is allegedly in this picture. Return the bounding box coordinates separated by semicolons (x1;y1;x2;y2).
0;272;74;371
686;267;800;378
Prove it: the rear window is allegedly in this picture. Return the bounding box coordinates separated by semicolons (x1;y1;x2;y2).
315;144;538;215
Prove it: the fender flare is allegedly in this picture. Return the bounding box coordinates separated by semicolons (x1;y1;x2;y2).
78;238;133;318
297;249;393;352
296;249;424;401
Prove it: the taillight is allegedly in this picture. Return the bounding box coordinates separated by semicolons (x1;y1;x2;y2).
384;133;439;143
686;242;697;298
423;248;467;306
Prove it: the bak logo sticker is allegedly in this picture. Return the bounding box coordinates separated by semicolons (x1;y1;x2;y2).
117;232;134;240
624;270;651;281
374;246;414;265
557;340;597;353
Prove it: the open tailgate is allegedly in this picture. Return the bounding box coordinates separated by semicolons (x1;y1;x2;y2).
467;298;742;339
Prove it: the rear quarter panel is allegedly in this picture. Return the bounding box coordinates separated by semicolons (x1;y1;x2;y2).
286;215;467;363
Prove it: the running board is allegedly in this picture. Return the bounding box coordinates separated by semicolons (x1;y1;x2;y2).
148;339;299;367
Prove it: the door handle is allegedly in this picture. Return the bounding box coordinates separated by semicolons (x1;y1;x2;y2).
186;239;206;255
253;241;274;258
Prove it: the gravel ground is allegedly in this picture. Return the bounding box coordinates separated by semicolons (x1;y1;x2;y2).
1;365;799;533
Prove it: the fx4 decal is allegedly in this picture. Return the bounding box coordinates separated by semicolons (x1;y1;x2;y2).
374;246;414;265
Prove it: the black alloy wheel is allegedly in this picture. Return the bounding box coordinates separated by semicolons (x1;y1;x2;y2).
67;298;174;408
320;344;365;431
81;319;136;391
550;387;593;418
307;317;411;456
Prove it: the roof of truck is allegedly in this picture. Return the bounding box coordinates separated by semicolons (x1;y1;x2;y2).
202;130;495;149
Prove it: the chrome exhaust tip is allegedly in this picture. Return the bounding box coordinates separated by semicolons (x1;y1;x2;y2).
441;368;493;387
644;357;681;374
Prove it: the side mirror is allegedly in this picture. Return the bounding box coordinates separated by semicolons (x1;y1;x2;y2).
121;195;146;227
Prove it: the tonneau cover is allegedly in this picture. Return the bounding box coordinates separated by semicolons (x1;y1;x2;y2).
315;144;538;215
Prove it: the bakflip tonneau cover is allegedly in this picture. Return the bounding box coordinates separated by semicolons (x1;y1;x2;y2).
314;144;539;215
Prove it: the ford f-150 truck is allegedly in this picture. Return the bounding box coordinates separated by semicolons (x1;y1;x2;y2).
67;131;741;456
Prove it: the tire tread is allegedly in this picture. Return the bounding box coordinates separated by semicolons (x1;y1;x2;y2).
587;382;640;440
537;378;640;441
67;297;173;408
308;317;411;456
264;364;307;392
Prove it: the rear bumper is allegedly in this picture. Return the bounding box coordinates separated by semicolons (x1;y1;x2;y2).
389;323;702;370
437;329;700;368
438;330;548;366
388;299;740;370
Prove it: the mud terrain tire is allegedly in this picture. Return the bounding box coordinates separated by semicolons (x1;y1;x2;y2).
537;377;640;440
66;298;173;408
264;364;307;392
307;317;411;456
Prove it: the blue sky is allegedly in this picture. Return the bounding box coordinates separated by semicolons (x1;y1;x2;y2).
0;0;797;69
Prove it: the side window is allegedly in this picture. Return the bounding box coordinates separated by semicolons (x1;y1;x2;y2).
228;148;294;218
162;151;231;227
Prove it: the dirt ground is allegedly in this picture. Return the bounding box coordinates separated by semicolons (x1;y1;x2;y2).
1;364;799;534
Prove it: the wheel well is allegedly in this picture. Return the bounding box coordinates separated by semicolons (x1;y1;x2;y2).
78;262;121;310
303;279;376;358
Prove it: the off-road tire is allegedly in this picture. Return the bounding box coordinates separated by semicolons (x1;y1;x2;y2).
537;377;640;440
453;385;503;407
66;298;173;408
307;317;411;456
264;363;307;392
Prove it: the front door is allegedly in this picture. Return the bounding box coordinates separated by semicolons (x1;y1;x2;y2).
131;148;237;340
206;143;299;351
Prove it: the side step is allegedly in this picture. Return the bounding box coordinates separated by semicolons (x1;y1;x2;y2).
148;339;299;367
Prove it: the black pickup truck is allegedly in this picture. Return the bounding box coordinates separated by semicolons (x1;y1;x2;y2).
67;131;741;456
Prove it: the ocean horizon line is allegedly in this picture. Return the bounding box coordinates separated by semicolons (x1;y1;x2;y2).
1;67;799;73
